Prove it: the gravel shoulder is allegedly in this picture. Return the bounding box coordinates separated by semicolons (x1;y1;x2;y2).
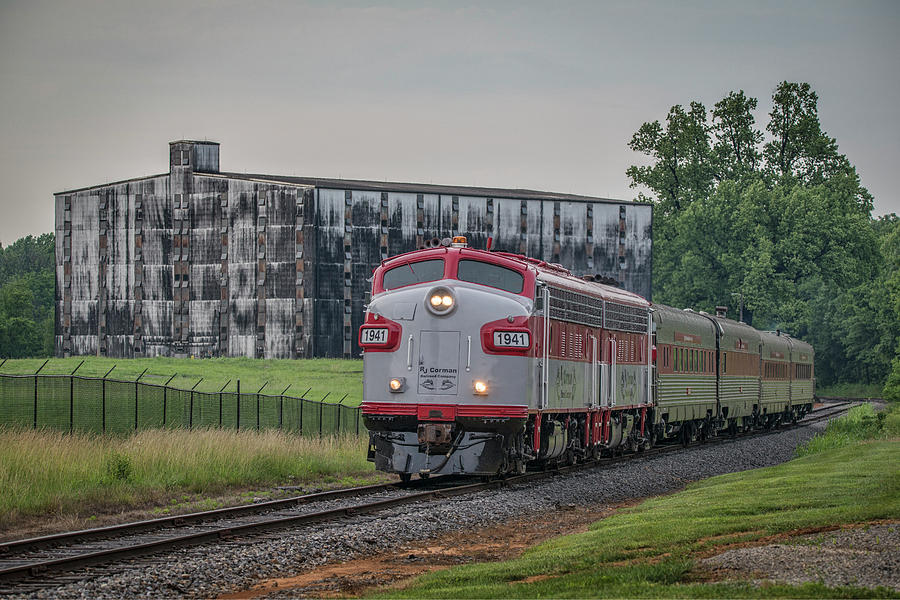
700;522;900;592
8;424;828;600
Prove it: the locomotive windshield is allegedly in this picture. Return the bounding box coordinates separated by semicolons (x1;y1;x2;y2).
382;259;445;290
457;259;524;294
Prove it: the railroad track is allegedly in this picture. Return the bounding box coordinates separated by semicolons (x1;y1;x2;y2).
0;399;859;593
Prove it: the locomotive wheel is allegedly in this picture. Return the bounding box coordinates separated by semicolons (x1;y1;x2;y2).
419;472;430;480
399;473;412;484
728;419;738;438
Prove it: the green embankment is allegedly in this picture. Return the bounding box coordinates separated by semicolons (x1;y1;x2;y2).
377;404;900;599
0;357;363;405
0;428;378;528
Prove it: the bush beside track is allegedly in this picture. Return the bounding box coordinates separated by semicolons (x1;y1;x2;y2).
374;403;900;599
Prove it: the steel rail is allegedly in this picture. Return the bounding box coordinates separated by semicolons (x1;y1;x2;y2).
0;477;451;557
0;400;860;586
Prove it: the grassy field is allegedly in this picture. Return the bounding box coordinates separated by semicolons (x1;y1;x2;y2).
0;427;378;530
0;357;363;405
376;404;900;598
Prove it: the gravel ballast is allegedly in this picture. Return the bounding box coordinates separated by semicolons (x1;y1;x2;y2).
10;425;826;599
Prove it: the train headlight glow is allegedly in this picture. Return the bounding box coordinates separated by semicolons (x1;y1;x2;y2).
425;286;456;315
473;380;488;395
389;377;406;392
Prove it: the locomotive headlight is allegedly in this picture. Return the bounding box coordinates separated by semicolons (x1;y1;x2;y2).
429;294;454;308
425;286;456;315
389;377;406;392
473;380;488;395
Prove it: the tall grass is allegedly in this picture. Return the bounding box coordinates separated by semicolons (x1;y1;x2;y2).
0;427;373;527
796;403;900;457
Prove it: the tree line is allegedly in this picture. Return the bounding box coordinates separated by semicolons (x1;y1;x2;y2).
628;81;899;397
0;234;55;358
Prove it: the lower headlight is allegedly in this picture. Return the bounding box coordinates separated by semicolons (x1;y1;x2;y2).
473;380;488;395
389;377;406;392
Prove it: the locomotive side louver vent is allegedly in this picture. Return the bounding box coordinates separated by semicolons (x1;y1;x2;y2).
548;287;603;327
604;302;649;334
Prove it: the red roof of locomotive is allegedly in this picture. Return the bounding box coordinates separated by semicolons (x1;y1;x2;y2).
378;245;648;308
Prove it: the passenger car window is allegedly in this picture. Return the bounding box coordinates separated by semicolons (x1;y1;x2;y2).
382;259;445;290
457;260;524;294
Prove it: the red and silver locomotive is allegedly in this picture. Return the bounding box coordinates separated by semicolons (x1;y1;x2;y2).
360;237;654;480
360;237;814;480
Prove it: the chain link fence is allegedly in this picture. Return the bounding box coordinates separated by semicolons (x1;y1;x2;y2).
0;372;363;436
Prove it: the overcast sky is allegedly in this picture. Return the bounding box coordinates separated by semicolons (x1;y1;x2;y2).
0;0;897;243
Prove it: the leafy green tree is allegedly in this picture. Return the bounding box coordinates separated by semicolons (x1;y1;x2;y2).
626;102;716;217
763;81;872;211
0;234;55;358
0;233;55;287
711;90;763;179
628;82;893;388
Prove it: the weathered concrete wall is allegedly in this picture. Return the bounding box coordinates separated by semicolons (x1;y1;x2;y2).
309;189;652;358
56;141;651;360
56;176;170;357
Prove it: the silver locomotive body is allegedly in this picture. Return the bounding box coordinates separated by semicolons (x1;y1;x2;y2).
361;246;536;477
361;240;656;479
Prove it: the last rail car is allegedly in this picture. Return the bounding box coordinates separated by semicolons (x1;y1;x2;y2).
359;236;654;480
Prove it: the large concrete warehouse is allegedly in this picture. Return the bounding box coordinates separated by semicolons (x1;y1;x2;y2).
55;140;652;359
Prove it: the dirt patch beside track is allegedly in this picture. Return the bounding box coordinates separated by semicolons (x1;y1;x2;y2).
219;502;637;599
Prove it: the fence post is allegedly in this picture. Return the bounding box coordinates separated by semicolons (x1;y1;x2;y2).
188;379;200;429
102;365;115;434
163;373;177;427
31;359;50;429
33;359;48;430
356;406;360;436
336;394;347;435
236;379;241;430
256;382;268;431
68;360;83;434
69;374;74;433
319;393;329;436
134;368;148;431
279;385;290;430
218;380;230;429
